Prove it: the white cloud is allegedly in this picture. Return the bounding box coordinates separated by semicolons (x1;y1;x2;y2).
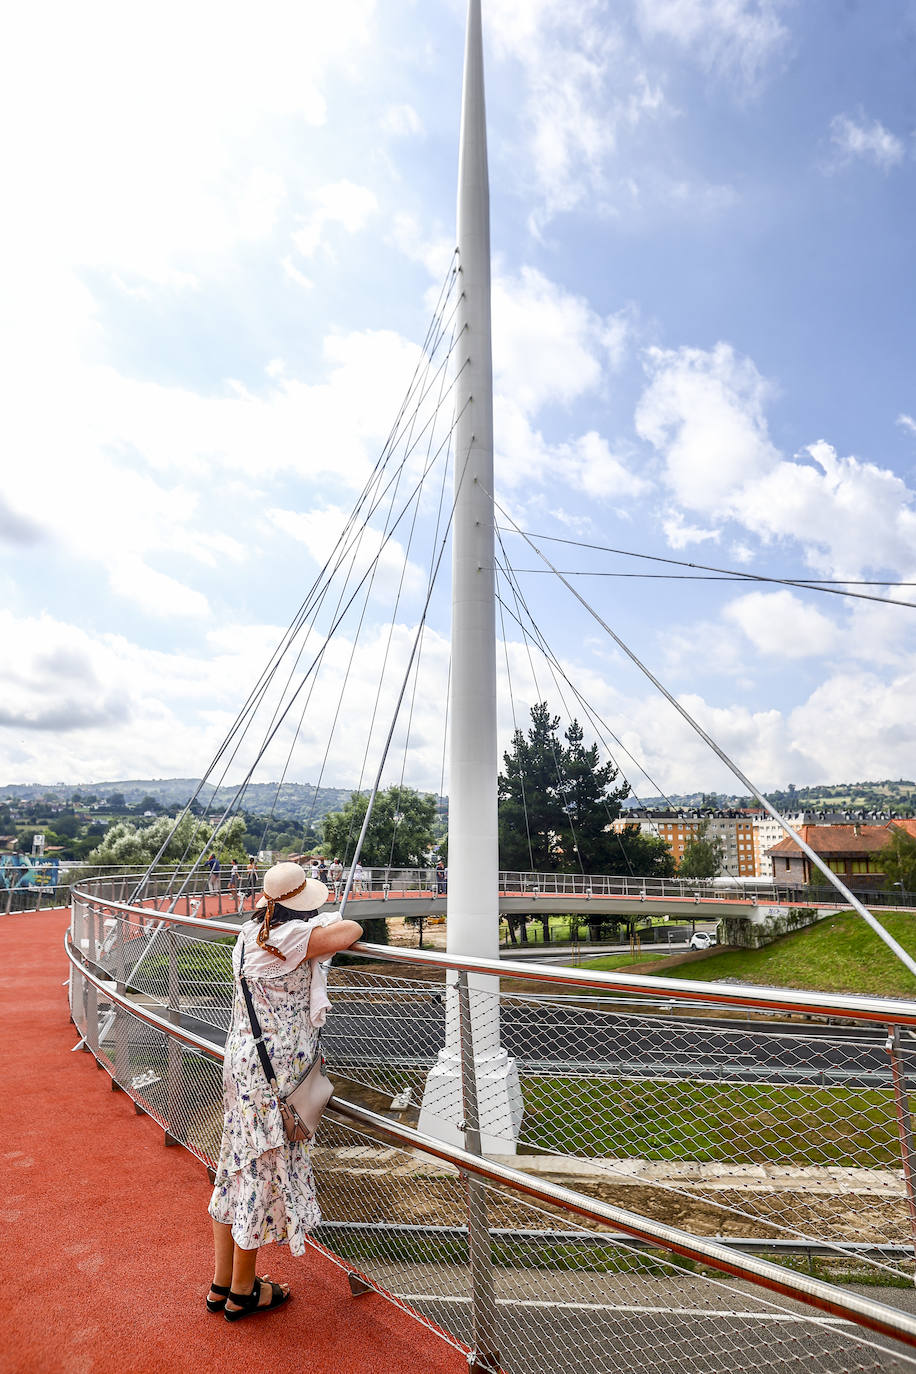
282;258;315;290
732;440;916;578
0;326;421;620
723;590;838;659
898;414;916;436
636;0;790;86
635;342;779;506
382;104;424;137
661;510;721;549
388;213;456;280
788;670;916;782
0;606;456;792
829;112;905;171
635;343;916;579
263;505;427;604
487;268;645;503
486;0;668;222
292;180;379;259
109;558;211;621
493;266;627;410
0;1;376;286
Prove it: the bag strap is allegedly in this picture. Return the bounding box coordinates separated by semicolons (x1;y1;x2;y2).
238;941;279;1091
238;937;322;1094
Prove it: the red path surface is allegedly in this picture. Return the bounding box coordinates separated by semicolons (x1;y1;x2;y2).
0;909;467;1374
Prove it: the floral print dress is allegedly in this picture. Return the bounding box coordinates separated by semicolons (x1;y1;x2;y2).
208;914;338;1254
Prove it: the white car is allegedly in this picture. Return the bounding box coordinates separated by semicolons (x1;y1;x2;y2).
688;931;716;951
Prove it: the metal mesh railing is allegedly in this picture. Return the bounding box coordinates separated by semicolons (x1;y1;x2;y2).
323;962;916;1282
313;1113;916;1374
66;879;916;1372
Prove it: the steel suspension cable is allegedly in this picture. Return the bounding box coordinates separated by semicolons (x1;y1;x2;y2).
492;492;916;981
336;442;475;917
164;395;473;905
494;549;678;811
499;529;916;611
495;570;535;871
493;530;586;877
136;270;464;897
494;564;674;874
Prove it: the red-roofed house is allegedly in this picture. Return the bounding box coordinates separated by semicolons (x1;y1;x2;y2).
767;824;893;893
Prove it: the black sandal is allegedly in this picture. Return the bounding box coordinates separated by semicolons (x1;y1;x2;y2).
206;1282;231;1313
224;1276;290;1322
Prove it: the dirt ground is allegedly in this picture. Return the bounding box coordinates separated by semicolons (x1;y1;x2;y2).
315;1152;912;1244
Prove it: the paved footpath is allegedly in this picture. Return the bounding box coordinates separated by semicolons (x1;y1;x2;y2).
0;909;466;1374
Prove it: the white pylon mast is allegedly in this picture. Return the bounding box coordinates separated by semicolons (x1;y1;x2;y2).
448;0;498;961
419;0;521;1155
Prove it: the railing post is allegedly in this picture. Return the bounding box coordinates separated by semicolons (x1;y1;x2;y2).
165;926;184;1146
886;1024;916;1279
85;904;99;1057
456;970;500;1373
113;914;128;1091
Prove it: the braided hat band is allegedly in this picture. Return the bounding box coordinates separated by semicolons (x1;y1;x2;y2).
257;877;309;960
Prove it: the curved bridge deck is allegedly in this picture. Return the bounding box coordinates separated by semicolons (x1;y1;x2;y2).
2;908;465;1374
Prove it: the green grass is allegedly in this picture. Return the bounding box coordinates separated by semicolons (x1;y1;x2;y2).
520;1076;901;1165
665;909;916;998
576;953;674;973
574;909;916;999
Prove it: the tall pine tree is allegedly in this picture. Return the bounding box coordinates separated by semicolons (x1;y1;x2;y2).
498;702;632;874
557;718;630;870
498;702;565;871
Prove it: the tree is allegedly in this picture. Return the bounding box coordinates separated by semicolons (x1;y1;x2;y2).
678;822;725;879
88;813;248;868
498;702;565;873
881;828;916;894
498;702;636;942
107;792;127;812
321;787;437;869
498;704;632;881
556;719;630;873
609;825;676;880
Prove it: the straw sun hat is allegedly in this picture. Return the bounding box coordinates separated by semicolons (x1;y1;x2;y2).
256;861;329;914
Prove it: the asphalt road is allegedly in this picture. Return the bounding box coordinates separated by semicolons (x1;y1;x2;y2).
313;998;907;1089
177;989;912;1088
391;1280;916;1374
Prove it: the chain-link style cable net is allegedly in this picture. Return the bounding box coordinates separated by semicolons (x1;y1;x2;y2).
77;900;916;1280
65;941;916;1374
321;961;916;1282
309;1117;916;1374
71;969;226;1168
69;897;916;1354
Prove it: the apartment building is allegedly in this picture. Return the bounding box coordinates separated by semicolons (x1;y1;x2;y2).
615;809;910;881
613;811;760;878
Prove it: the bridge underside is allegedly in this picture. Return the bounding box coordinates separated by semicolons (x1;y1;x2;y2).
331;892;794;921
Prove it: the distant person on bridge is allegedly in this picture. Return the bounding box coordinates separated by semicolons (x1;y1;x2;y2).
206;853;220;895
435;861;447;895
244;857;259;907
328;857;343;901
352;861;367;895
207;861;362;1320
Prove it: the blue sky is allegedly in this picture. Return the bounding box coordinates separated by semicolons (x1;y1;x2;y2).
2;0;915;797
